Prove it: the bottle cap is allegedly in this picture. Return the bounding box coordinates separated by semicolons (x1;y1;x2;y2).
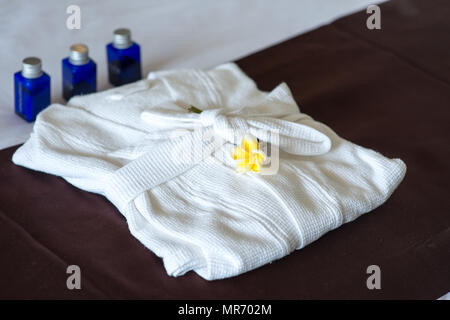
69;44;89;65
113;28;132;49
21;57;43;79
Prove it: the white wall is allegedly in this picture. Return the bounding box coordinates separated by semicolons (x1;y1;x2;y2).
0;0;386;149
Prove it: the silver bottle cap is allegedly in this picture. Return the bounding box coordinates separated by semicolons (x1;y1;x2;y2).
69;44;89;65
113;28;132;49
21;57;43;79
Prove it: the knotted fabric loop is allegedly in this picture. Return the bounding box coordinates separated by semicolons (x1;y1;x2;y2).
198;109;249;143
199;109;222;126
141;102;331;156
104;102;333;211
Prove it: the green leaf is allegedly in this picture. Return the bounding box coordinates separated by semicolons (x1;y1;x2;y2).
188;105;203;114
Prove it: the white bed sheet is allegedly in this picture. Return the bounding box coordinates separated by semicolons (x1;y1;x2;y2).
0;0;384;150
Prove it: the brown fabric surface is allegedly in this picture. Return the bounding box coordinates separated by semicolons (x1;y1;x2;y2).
0;0;449;299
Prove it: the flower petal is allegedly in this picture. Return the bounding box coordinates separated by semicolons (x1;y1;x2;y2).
232;147;246;160
250;163;260;172
253;150;266;164
242;134;259;152
237;161;250;173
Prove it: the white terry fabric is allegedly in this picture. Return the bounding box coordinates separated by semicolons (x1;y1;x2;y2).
12;63;406;280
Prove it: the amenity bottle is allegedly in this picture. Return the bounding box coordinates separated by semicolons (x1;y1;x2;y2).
106;28;142;86
62;44;97;101
14;57;50;122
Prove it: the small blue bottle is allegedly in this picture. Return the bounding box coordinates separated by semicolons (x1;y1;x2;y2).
14;57;51;122
62;44;97;101
106;28;142;86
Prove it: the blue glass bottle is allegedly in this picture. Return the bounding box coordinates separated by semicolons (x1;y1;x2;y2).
106;28;142;86
14;57;50;122
62;44;96;101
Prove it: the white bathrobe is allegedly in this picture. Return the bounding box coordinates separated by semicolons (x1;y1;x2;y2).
12;63;406;280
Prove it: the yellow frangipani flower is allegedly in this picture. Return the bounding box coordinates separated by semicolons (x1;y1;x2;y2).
232;134;266;173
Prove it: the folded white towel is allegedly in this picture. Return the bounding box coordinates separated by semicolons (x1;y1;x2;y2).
12;63;406;280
